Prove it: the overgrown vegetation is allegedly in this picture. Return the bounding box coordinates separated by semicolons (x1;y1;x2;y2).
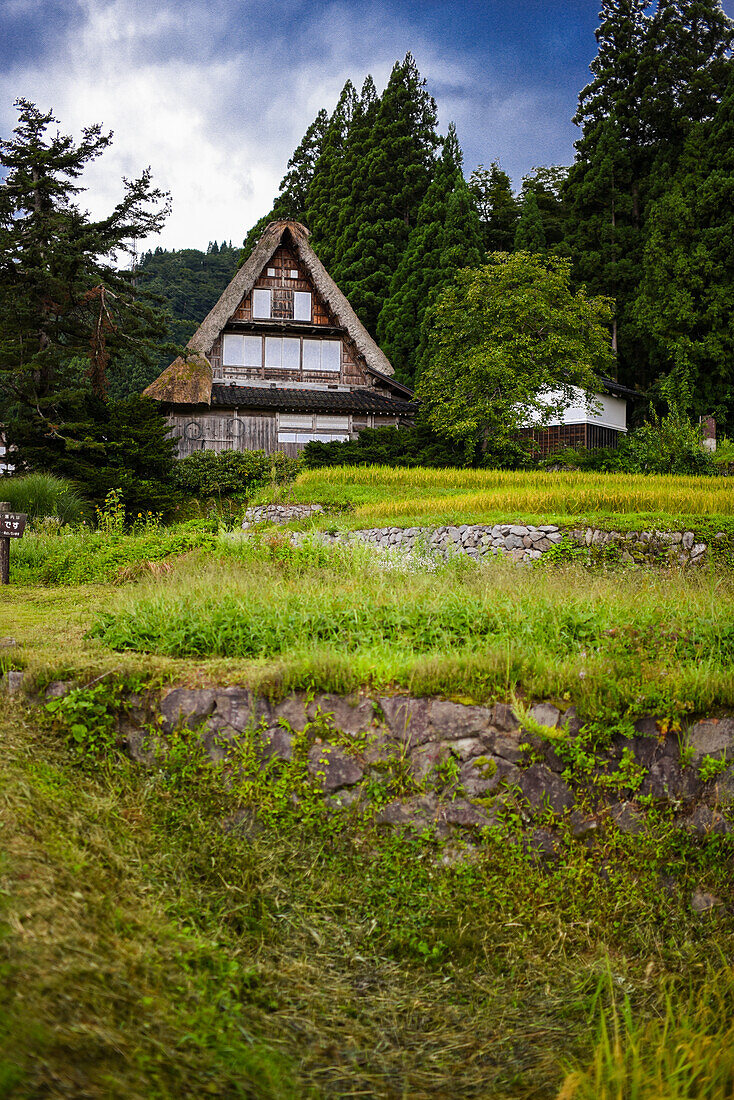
172;449;300;500
1;682;734;1098
86;544;734;724
0;472;88;524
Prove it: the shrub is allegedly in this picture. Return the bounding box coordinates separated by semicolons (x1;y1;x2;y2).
172;449;299;498
627;409;715;476
0;473;88;523
303;424;472;469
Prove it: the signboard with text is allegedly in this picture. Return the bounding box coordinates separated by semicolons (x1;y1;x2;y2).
0;513;27;539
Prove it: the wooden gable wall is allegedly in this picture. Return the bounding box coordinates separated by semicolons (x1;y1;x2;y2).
208;244;376;390
233;245;333;324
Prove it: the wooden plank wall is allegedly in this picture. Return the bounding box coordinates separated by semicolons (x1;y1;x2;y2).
211;332;371;389
167;411;406;459
167;413;277;458
233;246;331;324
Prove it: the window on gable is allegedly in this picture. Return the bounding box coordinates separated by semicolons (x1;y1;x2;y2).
322;340;341;372
303;338;341;373
222;334;244;366
283;337;300;369
289;269;299;279
243;335;261;367
252;289;271;318
267;267;276;277
222;334;262;368
293;291;311;321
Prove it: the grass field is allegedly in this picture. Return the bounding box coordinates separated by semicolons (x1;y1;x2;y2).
5;540;734;723
3;465;734;1097
2;694;734;1099
88;544;734;723
263;465;734;531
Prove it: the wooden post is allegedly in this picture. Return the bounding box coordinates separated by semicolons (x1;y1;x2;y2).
0;504;9;586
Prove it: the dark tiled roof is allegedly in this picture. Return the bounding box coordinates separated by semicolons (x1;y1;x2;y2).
210;384;418;416
601;376;639;400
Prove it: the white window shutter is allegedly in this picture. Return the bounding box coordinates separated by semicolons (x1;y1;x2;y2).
321;340;341;372
243;336;261;367
293;292;311;321
252;289;271;319
264;337;282;368
222;334;244;366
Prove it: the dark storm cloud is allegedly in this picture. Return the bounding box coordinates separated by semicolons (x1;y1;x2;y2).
2;0;733;248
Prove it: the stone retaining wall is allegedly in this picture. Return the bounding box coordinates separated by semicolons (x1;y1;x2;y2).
242;503;324;528
8;671;731;845
291;524;709;567
241;507;714;566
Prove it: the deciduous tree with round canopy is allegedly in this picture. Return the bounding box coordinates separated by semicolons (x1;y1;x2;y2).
417;252;615;461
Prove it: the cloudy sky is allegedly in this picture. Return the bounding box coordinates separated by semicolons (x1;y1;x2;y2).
2;0;733;252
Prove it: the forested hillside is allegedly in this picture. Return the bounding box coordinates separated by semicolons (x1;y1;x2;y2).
241;5;734;423
107;242;239;399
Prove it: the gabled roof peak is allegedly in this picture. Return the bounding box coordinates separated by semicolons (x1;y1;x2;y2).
264;219;311;240
144;217;395;405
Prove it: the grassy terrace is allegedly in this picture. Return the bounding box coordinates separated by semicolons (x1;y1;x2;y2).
263;466;734;531
4;467;734;1097
3;537;734;724
3;692;734;1099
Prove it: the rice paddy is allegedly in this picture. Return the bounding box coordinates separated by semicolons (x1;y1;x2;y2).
272;465;734;529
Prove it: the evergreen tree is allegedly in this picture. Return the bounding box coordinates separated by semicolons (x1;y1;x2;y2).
376;125;484;385
306;79;376;273
641;0;734;158
520;166;570;250
107;241;240;399
469;162;519;251
331;54;440;332
514;189;546;252
241;107;330;262
634;65;734;429
0;99;170;470
275;108;330;218
564;1;652;379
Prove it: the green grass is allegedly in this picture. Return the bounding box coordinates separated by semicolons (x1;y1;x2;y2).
0;472;89;524
8;523;215;585
84;540;734;724
2;693;734;1098
5;467;734;1096
561;967;734;1098
263;465;734;530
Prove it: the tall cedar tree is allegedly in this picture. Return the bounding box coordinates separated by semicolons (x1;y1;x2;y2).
0;100;171;474
307;79;377;274
469;163;519;252
640;0;734;161
376;125;484;386
329;54;440;333
634;65;734;428
564;0;651;381
521;166;570;250
514;189;546;252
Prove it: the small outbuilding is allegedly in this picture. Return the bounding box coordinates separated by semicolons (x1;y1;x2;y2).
144;220;416;457
519;378;636;454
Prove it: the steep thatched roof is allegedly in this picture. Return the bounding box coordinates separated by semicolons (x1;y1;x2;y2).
191;221;394;377
143;352;212;404
145;221;395;406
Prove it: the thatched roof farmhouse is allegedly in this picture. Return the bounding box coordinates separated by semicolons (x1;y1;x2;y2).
144;220;416;456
